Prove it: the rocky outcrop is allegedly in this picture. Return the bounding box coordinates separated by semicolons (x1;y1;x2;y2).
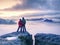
0;18;16;24
34;33;60;45
18;32;33;45
0;32;33;45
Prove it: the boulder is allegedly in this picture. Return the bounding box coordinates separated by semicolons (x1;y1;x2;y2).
34;33;60;45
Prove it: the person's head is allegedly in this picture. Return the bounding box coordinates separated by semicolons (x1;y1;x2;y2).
19;19;21;21
22;17;24;19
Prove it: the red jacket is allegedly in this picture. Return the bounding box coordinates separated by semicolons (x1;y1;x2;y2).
18;20;23;27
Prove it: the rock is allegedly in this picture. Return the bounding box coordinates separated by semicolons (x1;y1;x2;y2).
0;18;16;24
44;19;53;22
18;32;33;45
0;31;33;45
34;33;60;45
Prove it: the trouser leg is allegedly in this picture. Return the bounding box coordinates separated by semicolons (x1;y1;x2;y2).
23;26;26;32
17;26;20;32
24;26;26;32
20;27;22;32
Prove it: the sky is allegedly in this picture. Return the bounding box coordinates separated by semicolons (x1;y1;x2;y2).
0;0;41;17
0;0;60;18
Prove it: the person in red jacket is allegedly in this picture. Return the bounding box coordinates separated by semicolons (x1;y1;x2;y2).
17;19;23;32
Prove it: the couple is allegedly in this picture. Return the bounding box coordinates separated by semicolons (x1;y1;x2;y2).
17;17;26;32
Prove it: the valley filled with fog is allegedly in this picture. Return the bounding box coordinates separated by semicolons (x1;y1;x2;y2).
0;14;60;36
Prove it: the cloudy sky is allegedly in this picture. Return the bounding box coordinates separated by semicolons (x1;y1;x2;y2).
0;0;60;17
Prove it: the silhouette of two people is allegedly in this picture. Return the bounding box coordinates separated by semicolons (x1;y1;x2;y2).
17;17;26;32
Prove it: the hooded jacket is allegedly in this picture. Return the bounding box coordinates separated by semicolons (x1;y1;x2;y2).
18;20;23;27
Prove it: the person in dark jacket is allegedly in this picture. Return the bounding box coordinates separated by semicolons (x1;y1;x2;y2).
17;19;23;32
22;17;26;32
